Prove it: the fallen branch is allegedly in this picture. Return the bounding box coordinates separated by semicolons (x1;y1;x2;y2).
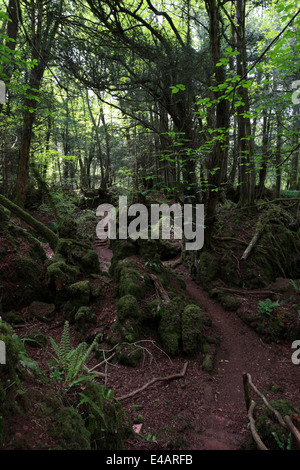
246;373;287;428
241;224;264;261
248;400;268;451
218;287;276;296
149;273;170;302
115;361;188;401
284;415;300;449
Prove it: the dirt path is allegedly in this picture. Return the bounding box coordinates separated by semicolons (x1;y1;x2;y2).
93;242;299;450
172;263;299;450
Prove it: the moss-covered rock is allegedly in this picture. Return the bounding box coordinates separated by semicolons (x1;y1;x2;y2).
67;280;91;308
253;399;299;450
113;258;146;300
115;343;143;367
109;239;138;276
46;260;80;291
78;381;134;449
182;304;203;356
75;306;96;335
115;294;141;322
158;298;183;356
195;251;218;289
220;295;240;312
0;321;23;416
51;406;91;450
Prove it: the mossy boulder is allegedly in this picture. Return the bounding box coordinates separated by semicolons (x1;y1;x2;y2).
0;222;47;311
109;295;142;364
78;381;134;449
67;280;91;307
195;251;218;289
115;294;141;322
75;306;96;335
0;321;23;415
115;343;143;367
55;238;100;274
112;257;148;300
51;406;91;450
109;239;138;276
80;249;100;274
46;260;80;291
158;298;183;356
182;304;203;356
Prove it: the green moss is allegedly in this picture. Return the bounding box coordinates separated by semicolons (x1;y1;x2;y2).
196;251;218;288
255;399;299;450
115;343;143;367
144;299;163;321
80;249;100;274
221;295;240;312
182;304;203;356
109;240;138;276
67;280;91;307
46;260;79;291
78;381;133;449
51;406;91;450
114;259;146;300
0;321;23;415
75;306;96;334
116;295;141;322
158;298;183;356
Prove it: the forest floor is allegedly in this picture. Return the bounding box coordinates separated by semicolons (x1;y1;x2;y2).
94;244;300;451
2;205;300;452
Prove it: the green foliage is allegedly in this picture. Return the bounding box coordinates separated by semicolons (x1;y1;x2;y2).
49;321;99;389
258;298;280;320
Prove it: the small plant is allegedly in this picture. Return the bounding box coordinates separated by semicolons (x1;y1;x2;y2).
145;259;162;273
49;321;99;390
258;298;280;320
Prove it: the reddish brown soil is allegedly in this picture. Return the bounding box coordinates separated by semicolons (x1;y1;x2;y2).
2;235;299;452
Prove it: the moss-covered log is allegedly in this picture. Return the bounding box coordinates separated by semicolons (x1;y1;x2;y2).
0;193;58;250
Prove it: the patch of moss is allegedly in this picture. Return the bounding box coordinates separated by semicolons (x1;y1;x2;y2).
254;399;299;450
75;306;96;335
46;260;80;291
80;249;100;274
182;304;203;356
78;381;133;449
115;343;143;367
67;280;91;307
0;321;23;415
158;298;183;356
51;406;91;450
116;294;141;322
114;259;146;300
196;251;218;288
220;295;240;312
109;239;138;276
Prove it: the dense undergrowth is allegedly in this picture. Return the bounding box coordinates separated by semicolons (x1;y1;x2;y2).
0;187;299;450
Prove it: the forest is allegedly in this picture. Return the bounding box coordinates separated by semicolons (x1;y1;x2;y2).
0;0;299;453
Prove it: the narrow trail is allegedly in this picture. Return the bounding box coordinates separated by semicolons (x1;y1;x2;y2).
93;239;298;450
173;263;298;450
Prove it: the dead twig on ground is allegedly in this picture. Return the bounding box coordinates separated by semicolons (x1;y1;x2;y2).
115;361;189;401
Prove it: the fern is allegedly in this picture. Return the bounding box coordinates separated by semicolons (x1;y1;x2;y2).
49;321;99;389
